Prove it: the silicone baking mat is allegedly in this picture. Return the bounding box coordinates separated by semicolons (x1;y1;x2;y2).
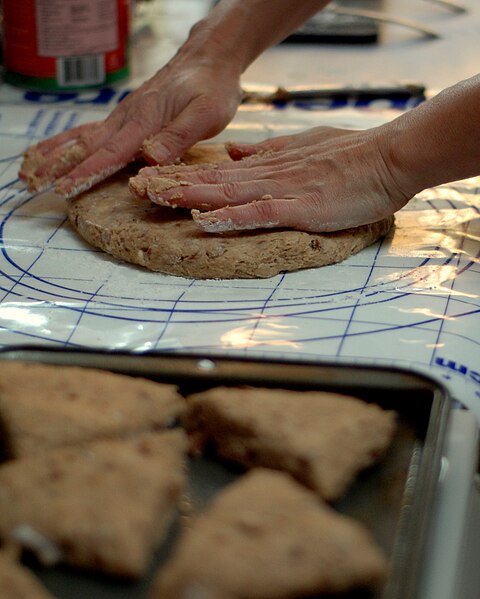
0;101;479;414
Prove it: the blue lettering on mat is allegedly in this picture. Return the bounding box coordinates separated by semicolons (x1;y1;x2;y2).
23;88;131;106
21;89;420;111
435;357;480;385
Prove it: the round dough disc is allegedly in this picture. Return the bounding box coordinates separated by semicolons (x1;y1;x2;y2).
67;146;394;279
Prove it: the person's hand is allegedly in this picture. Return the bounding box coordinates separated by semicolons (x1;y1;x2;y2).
130;124;413;233
19;54;242;198
18;0;334;199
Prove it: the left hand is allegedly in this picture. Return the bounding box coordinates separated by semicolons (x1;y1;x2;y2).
19;55;242;197
130;124;413;233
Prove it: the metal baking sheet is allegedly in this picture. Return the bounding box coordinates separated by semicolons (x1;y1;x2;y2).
0;348;451;599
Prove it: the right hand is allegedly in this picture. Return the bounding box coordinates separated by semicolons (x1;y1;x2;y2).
130;123;412;233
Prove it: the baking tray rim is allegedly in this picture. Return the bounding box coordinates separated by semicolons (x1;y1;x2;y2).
0;345;455;393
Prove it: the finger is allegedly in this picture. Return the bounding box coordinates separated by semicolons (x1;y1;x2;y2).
129;165;210;200
128;166;168;199
21;117;125;190
133;159;235;181
19;123;97;187
27;121;102;157
193;198;340;233
141;97;232;165
225;136;291;160
146;179;280;211
137;145;302;182
19;142;89;191
192;199;288;232
55;120;151;197
226;127;355;161
144;160;277;186
129;155;282;203
128;161;239;200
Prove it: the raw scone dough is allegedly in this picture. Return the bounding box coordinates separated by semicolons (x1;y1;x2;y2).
67;145;394;279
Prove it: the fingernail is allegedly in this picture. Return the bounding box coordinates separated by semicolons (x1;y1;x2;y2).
146;177;191;205
142;140;172;165
225;142;253;161
55;177;82;198
192;210;235;233
57;165;123;198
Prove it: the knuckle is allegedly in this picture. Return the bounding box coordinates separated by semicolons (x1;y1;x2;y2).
101;140;123;157
252;200;281;221
194;95;220;118
161;125;190;147
197;169;224;184
221;181;241;203
192;96;232;135
129;107;153;128
74;136;91;153
75;125;107;154
303;155;320;169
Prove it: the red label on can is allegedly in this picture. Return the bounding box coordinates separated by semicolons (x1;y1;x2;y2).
3;0;131;91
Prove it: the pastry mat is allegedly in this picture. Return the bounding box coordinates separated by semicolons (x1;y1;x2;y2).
0;101;479;415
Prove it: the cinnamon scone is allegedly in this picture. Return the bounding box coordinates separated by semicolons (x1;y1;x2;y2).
0;430;187;577
150;468;387;598
0;551;56;599
0;360;185;458
183;386;396;501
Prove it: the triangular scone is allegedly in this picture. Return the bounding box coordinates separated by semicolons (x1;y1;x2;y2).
150;469;387;598
0;551;56;599
0;360;185;458
0;430;187;577
184;387;396;501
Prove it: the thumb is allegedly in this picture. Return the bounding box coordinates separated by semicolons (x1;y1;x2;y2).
141;122;198;166
141;99;232;165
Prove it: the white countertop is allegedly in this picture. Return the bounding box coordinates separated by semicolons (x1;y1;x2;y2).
130;0;479;94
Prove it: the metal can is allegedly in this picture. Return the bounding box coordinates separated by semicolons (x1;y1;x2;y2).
2;0;131;92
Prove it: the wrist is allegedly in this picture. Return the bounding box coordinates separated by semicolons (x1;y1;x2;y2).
380;116;433;199
384;76;480;196
180;0;330;75
179;4;253;77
